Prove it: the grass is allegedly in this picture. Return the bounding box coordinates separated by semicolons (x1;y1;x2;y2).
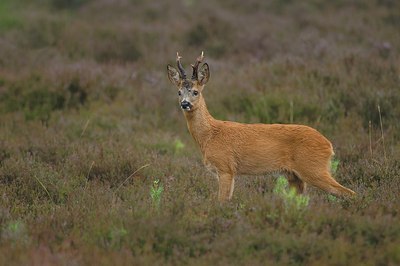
0;0;399;265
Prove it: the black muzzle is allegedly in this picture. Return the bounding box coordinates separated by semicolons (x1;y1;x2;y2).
180;100;192;110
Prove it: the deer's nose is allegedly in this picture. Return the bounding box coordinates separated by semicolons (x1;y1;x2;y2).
181;100;192;110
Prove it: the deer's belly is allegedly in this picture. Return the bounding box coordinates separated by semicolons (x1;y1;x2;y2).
236;149;290;175
236;163;277;175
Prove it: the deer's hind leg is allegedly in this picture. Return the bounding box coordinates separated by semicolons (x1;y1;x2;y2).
286;172;306;194
294;169;355;197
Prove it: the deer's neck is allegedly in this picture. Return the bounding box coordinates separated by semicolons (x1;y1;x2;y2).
183;97;215;151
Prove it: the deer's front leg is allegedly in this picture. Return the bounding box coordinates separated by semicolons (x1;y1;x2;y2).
218;173;235;202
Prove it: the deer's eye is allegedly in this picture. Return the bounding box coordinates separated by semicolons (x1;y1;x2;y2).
178;91;182;96
193;91;198;96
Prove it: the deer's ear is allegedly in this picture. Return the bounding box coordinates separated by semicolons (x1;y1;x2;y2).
198;63;210;85
167;65;181;86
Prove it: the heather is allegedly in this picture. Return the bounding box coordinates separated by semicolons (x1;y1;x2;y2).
0;0;399;265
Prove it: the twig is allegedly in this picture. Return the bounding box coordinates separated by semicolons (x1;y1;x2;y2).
377;105;387;165
114;164;150;193
368;120;373;158
80;119;90;137
290;100;294;124
84;161;95;191
34;175;53;203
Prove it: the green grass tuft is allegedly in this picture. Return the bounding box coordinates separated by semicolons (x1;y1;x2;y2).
273;176;310;216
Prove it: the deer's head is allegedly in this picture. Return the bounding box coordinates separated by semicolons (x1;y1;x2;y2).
167;52;210;112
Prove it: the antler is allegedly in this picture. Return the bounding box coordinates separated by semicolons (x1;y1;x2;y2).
191;51;204;81
176;52;186;79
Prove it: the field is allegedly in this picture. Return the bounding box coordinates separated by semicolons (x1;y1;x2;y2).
0;0;399;265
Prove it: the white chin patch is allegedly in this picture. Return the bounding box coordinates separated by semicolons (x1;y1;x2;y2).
182;106;191;111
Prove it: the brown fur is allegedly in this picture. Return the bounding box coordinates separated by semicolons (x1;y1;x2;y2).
167;54;355;202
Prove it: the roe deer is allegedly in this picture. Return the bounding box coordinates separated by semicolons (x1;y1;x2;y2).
167;52;355;202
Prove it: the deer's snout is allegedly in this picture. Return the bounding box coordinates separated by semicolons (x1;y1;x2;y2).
180;100;192;110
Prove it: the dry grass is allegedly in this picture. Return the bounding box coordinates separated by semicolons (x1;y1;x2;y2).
0;0;399;265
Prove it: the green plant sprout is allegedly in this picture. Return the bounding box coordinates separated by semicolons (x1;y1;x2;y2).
3;220;28;244
150;179;164;209
327;194;340;202
328;158;340;202
108;227;128;249
173;139;185;154
274;176;309;213
331;158;340;174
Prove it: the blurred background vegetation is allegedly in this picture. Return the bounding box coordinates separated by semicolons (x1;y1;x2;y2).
0;0;399;264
